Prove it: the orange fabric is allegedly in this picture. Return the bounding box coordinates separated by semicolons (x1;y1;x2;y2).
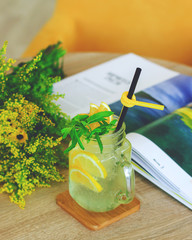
23;0;192;65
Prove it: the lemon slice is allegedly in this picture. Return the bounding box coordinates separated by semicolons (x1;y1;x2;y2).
98;101;113;123
70;167;103;192
88;102;113;130
89;122;100;130
99;101;111;111
70;150;107;178
89;103;99;115
89;103;100;129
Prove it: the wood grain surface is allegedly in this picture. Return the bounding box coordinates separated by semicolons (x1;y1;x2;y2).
0;53;192;240
56;191;140;231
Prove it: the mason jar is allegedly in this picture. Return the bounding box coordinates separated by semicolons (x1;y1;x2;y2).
68;121;135;212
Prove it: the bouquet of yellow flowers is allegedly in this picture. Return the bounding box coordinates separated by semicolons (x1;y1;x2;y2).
0;41;68;208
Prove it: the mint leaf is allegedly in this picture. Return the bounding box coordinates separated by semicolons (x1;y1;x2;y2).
87;111;113;124
61;127;72;139
95;133;103;153
74;129;85;150
72;114;89;122
61;110;117;153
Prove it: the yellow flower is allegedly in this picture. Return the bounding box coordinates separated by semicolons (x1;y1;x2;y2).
8;128;28;144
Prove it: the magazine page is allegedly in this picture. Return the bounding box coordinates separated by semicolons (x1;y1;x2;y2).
110;74;192;132
130;154;192;210
53;53;178;117
127;105;192;209
121;72;192;209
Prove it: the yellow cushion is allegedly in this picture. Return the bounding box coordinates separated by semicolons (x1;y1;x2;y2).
23;0;192;65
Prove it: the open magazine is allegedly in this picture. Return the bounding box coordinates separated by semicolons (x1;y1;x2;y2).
53;53;192;210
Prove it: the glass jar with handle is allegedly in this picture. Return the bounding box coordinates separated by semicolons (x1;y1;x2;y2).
69;119;135;212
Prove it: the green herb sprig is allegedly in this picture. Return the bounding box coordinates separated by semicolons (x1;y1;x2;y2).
61;111;117;153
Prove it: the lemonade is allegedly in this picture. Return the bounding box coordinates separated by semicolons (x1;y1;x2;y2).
69;122;135;212
66;102;135;212
60;65;164;213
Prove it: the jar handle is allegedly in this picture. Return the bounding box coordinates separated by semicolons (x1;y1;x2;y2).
124;165;135;196
115;164;135;204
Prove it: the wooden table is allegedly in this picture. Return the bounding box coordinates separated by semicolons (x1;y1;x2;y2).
1;53;192;240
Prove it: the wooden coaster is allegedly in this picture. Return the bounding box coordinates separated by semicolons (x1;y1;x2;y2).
56;190;140;231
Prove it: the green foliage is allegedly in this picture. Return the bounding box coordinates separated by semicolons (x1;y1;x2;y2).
0;41;16;100
61;111;117;153
0;41;69;208
2;42;69;136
